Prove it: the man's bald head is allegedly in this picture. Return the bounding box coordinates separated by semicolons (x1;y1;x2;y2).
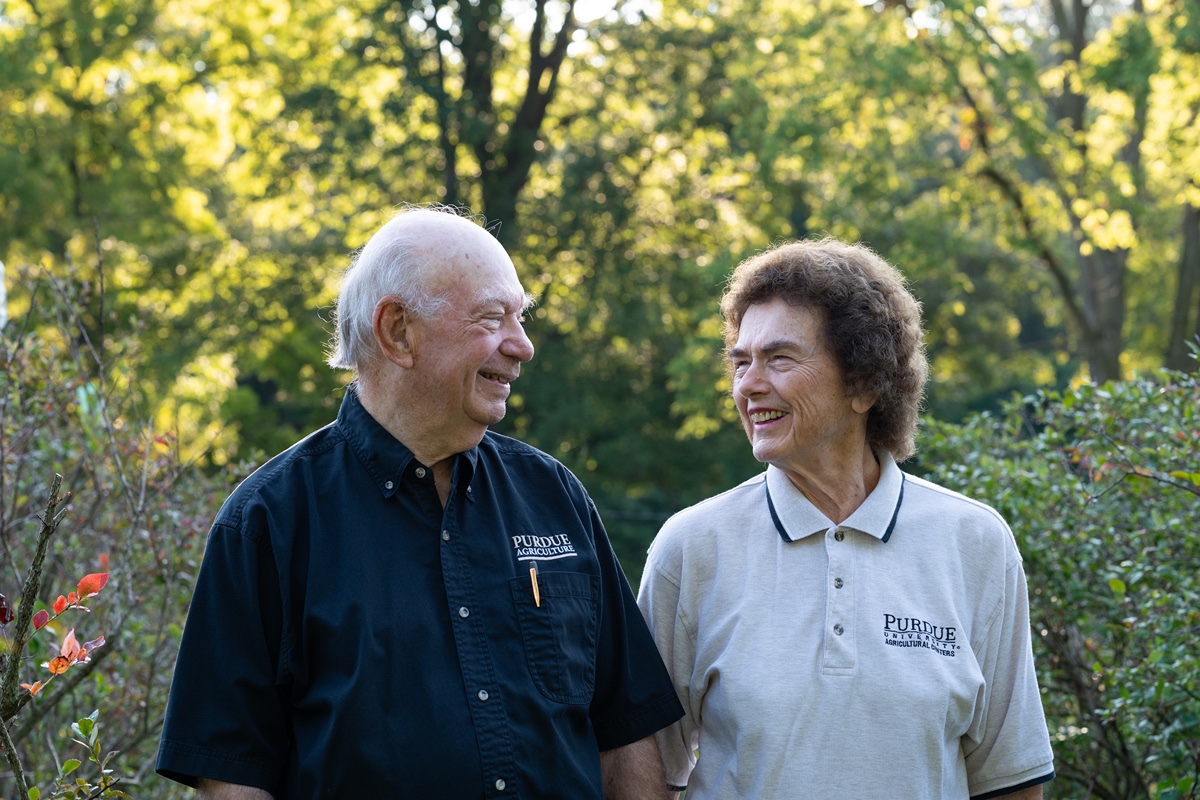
327;208;511;372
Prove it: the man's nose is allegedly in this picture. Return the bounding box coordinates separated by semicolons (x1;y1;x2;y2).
503;320;535;363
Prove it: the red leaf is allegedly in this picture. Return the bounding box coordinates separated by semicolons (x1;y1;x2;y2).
46;656;71;675
32;610;49;630
20;681;43;697
98;553;110;570
76;573;109;599
0;593;12;626
53;596;68;615
82;635;105;654
66;591;79;606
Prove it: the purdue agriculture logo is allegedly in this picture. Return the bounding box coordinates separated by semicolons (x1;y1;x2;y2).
883;614;961;657
511;534;578;561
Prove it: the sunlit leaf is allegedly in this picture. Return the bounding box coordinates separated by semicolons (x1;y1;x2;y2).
31;609;49;630
52;596;68;616
46;656;71;675
76;573;108;599
20;681;43;697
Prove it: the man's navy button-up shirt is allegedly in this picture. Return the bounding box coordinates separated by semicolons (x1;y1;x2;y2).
156;387;683;798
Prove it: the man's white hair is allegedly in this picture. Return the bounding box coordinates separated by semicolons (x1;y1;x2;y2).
326;207;476;371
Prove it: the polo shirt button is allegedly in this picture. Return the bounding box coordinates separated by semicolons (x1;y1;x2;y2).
495;779;506;791
834;530;845;542
415;467;427;478
834;578;844;589
384;480;394;490
458;607;470;618
477;689;489;701
834;623;844;635
442;530;451;541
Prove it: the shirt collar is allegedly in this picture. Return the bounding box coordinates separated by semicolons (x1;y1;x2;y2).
336;384;481;498
765;451;905;543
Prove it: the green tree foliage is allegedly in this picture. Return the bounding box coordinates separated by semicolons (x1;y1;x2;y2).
873;0;1200;382
917;371;1200;799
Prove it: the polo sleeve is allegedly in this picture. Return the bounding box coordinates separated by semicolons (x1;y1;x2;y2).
156;516;290;791
585;500;685;751
636;533;699;791
963;544;1056;798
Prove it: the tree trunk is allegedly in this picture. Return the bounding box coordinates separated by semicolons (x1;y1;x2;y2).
1166;202;1200;371
1077;247;1127;382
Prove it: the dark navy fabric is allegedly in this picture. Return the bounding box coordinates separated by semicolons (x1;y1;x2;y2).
156;387;683;799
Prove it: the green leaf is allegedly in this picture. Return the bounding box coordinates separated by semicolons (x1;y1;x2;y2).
1108;577;1127;596
61;759;81;776
28;787;40;800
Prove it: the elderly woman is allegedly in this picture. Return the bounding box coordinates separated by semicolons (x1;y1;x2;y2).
638;240;1055;799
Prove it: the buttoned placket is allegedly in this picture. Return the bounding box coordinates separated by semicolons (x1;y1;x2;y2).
822;526;857;675
435;462;517;797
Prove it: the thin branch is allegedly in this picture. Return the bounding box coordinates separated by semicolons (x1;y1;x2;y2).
0;720;28;799
0;474;68;723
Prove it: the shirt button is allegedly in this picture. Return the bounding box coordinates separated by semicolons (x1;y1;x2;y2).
415;467;427;478
458;607;470;618
834;623;844;636
834;578;844;589
834;530;845;542
495;779;506;791
477;689;489;701
384;480;394;490
442;530;451;541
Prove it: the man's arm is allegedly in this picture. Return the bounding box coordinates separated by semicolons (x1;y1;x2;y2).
599;735;672;800
195;778;274;799
993;786;1043;800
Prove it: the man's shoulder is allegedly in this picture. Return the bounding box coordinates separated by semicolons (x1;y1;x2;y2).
481;429;553;458
480;430;573;479
216;422;344;528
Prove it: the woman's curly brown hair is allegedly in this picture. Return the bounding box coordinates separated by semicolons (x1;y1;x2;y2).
720;238;929;462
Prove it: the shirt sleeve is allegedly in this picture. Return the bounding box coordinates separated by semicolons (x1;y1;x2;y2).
585;499;685;751
636;535;700;791
155;515;291;791
963;541;1056;797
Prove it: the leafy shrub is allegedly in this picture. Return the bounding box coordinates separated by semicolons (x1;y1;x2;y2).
1;268;227;798
916;370;1200;800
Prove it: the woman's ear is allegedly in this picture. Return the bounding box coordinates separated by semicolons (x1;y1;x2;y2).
852;392;878;414
372;296;416;368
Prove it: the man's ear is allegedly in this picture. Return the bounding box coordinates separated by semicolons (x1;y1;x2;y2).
373;296;416;368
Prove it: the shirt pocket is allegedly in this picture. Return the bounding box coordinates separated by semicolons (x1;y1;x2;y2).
510;571;600;705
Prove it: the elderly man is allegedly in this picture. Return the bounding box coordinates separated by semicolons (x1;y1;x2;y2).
156;207;684;799
638;239;1055;799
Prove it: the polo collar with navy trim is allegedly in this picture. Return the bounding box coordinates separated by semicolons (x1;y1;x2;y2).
336;385;481;499
765;451;905;543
